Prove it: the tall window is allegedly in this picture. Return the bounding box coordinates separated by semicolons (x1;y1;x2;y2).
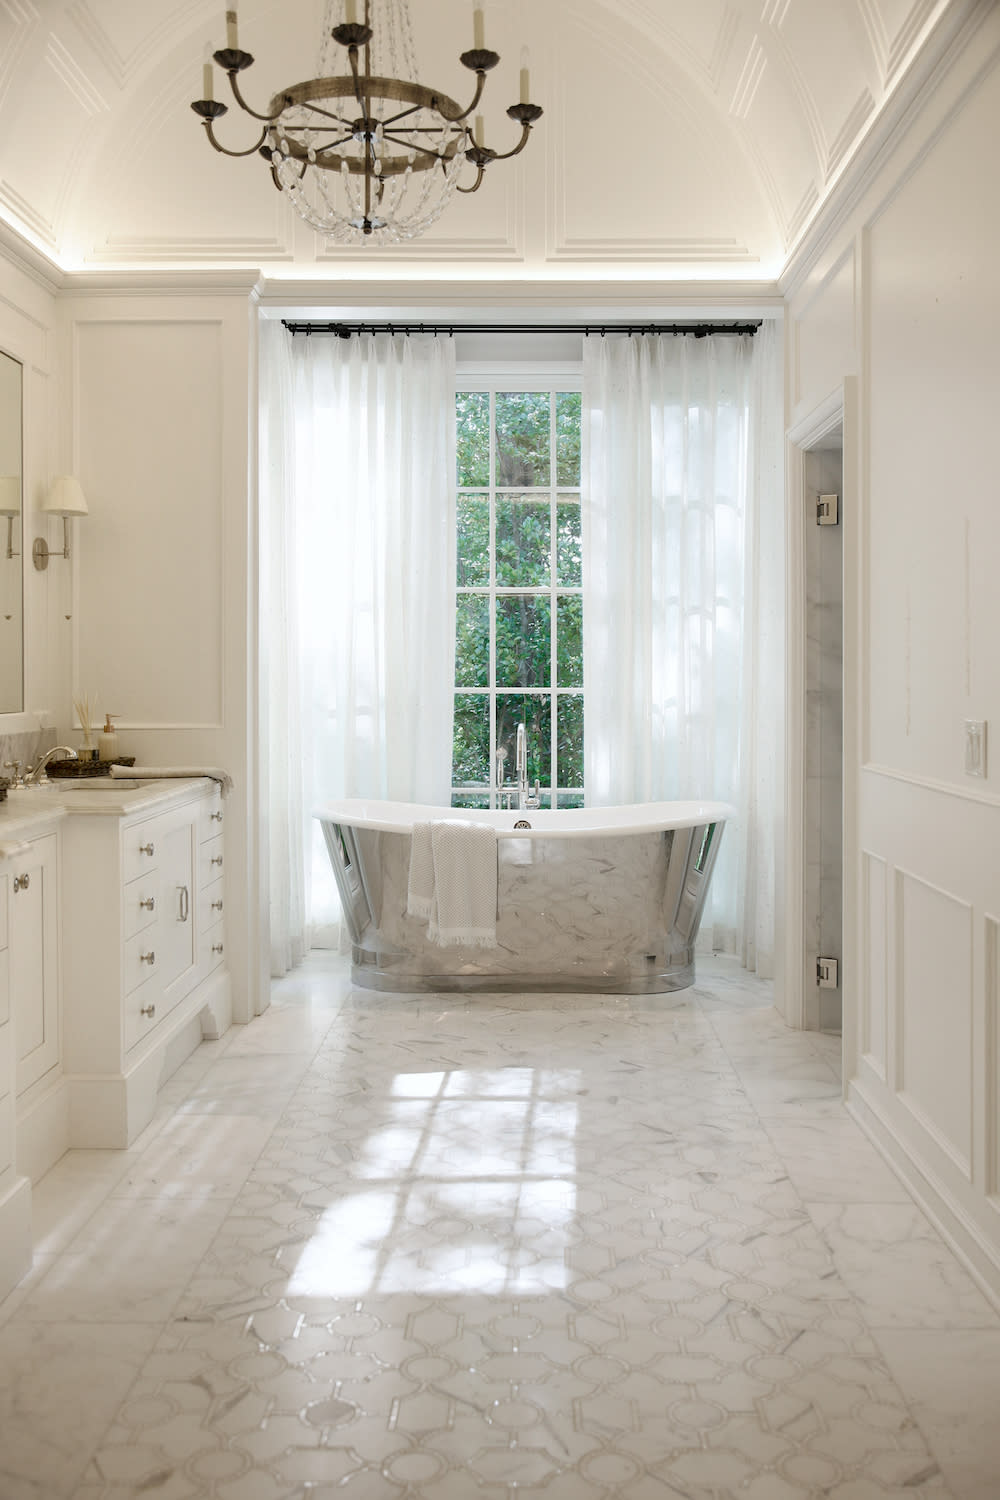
452;383;584;809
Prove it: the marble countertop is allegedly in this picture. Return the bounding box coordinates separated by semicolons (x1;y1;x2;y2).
0;777;211;832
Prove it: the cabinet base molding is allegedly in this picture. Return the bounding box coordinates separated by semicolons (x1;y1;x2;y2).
0;1173;31;1301
66;968;232;1149
16;1076;69;1183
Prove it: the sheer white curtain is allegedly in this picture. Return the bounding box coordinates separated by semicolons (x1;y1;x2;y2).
582;324;782;971
260;324;457;973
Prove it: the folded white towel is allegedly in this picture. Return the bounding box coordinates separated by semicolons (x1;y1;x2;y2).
407;819;497;948
110;765;234;797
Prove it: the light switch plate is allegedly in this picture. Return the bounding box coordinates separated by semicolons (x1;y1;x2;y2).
965;719;987;778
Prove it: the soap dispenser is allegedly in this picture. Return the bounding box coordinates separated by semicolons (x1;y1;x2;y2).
98;714;120;761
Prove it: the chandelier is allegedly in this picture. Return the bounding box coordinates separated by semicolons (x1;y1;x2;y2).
191;1;543;246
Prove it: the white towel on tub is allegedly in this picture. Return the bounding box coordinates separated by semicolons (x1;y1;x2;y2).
407;819;498;948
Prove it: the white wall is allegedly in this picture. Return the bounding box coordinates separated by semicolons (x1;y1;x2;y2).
56;283;266;1025
786;7;1000;1298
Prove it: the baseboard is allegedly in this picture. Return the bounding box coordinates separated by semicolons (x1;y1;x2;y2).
847;1079;1000;1312
67;971;232;1149
16;1076;69;1183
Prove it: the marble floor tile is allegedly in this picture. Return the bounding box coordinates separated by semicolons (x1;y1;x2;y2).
808;1202;1000;1330
0;1321;158;1499
873;1329;1000;1500
1;953;995;1498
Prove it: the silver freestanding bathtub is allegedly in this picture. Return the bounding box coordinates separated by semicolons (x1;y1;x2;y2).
316;799;731;994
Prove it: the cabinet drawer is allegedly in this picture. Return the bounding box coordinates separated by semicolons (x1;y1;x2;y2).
123;824;161;884
123;929;158;996
123;875;158;941
199;795;225;843
198;836;225;889
199;885;225;932
199;925;226;973
124;986;162;1054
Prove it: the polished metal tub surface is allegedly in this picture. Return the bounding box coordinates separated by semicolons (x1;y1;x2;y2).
316;799;731;994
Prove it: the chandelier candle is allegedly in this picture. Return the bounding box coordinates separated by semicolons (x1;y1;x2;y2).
190;0;542;245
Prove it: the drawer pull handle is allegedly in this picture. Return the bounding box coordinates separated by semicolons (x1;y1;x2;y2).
140;1003;156;1018
178;885;190;922
139;897;155;911
211;899;223;911
211;855;223;867
211;811;223;823
140;950;155;965
139;842;155;856
212;942;224;955
13;873;29;892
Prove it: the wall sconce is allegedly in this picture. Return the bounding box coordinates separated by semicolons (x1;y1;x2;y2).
0;475;21;559
33;476;88;570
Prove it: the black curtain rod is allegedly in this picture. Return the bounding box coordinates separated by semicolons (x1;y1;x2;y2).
281;319;761;339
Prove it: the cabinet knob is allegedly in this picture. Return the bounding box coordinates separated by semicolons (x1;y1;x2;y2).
140;1003;156;1018
139;897;155;911
211;899;223;911
140;950;155;965
13;873;29;892
211;855;223;867
212;943;224;955
139;842;155;856
211;811;223;823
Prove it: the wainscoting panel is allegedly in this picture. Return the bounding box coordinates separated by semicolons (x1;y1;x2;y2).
74;318;224;729
895;868;974;1180
988;916;1000;1202
862;850;887;1079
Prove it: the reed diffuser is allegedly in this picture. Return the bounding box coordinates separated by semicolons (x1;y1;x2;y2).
73;691;97;760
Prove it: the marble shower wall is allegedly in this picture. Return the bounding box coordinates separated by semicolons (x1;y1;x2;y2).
804;448;843;1032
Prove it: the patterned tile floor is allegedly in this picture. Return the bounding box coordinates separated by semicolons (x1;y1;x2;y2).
2;954;1000;1499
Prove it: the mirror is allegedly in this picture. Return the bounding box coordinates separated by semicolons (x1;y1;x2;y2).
0;350;21;714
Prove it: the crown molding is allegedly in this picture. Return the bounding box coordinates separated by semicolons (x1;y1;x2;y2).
779;0;992;299
0;218;63;295
56;268;266;297
254;277;784;315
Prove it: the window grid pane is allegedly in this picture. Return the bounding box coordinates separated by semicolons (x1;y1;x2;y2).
453;387;583;807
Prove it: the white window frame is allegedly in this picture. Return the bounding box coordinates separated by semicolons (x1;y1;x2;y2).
454;364;583;809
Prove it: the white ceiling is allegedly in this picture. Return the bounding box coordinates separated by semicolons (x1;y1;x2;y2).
0;0;962;281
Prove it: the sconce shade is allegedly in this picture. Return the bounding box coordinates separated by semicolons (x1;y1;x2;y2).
0;475;20;516
42;475;88;517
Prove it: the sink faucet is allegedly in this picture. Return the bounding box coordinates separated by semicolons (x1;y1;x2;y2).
24;745;78;786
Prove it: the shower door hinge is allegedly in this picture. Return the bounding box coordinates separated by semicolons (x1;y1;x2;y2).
817;956;839;988
816;493;839;526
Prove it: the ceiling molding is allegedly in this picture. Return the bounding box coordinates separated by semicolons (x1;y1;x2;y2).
779;0;992;297
0;214;62;294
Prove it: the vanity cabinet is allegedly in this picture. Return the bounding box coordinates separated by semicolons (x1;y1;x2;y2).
61;778;230;1148
11;833;59;1099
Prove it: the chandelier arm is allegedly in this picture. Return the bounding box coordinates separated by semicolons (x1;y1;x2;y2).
486;122;533;162
434;70;488;124
283;102;355;127
456;163;485;194
202;120;271;158
379;102;424;129
227;71;286;123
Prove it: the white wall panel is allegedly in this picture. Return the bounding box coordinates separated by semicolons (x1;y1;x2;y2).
792;245;856;409
896;868;973;1175
866;61;1000;790
862;850;887;1078
74;320;223;728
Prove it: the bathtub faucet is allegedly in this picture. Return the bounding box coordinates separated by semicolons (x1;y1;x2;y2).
515;723;540;811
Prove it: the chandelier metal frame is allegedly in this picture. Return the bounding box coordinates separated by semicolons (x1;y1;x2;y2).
191;4;543;242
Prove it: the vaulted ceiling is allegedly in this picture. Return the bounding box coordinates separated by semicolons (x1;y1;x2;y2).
0;0;961;281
